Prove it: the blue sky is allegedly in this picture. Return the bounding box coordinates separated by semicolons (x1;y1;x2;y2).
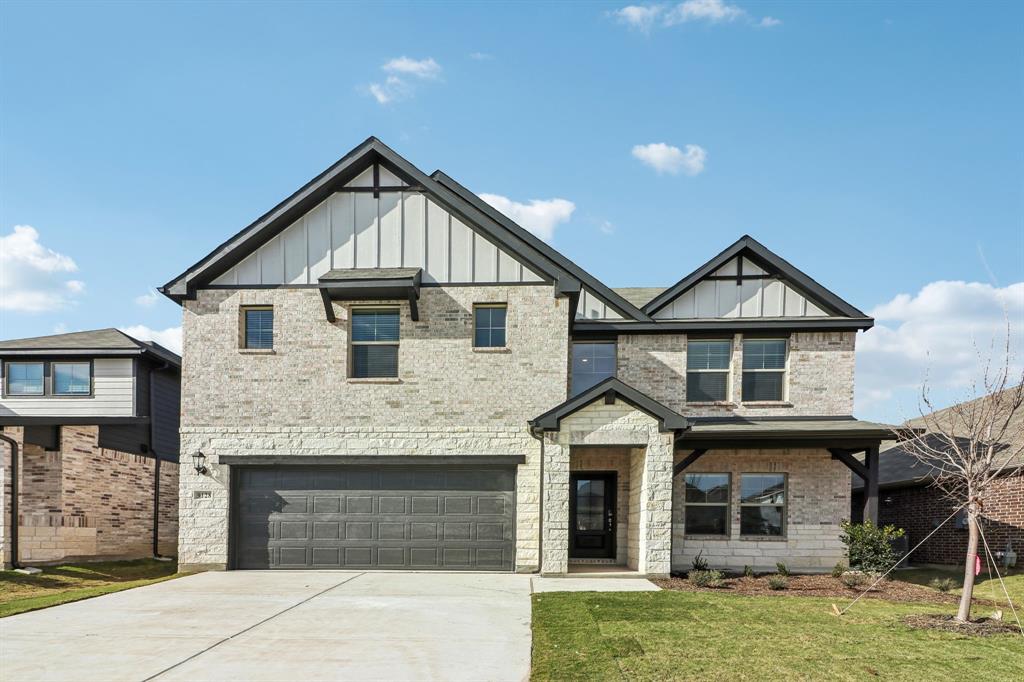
1;1;1022;423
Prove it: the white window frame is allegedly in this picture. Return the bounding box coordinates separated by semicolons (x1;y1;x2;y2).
349;306;401;378
741;337;788;403
686;338;733;403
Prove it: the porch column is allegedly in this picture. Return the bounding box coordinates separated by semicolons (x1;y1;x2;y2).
638;432;674;577
863;446;879;524
540;432;570;575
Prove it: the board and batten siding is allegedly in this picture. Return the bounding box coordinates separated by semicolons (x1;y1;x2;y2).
0;358;134;417
210;172;547;287
653;256;830;320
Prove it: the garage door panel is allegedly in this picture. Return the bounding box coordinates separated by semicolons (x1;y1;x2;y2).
235;466;516;570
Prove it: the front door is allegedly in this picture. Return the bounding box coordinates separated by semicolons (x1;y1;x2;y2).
569;472;616;559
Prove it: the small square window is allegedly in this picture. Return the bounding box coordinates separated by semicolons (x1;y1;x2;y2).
243;307;274;349
473;305;507;348
52;362;91;395
5;362;44;395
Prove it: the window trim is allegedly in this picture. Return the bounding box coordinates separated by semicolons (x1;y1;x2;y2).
685;338;733;404
349;306;401;379
240;305;274;350
472;303;508;349
738;472;788;539
3;360;46;397
570;340;618;396
682;472;731;538
50;360;94;397
740;337;788;403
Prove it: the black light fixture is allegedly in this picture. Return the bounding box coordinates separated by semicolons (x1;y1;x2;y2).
191;451;208;475
883;495;894;506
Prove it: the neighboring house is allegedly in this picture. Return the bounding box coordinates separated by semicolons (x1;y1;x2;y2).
0;329;181;566
159;137;890;576
852;390;1024;566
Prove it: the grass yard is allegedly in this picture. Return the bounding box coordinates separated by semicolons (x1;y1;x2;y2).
532;590;1024;681
0;559;180;618
895;566;1024;608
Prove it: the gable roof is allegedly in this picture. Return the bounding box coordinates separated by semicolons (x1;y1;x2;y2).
0;328;180;367
159;137;646;321
528;377;689;433
642;235;871;322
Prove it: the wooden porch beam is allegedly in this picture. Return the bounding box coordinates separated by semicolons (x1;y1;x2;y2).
672;449;708;477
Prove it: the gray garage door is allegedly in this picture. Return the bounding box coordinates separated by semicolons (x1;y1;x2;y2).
233;466;516;570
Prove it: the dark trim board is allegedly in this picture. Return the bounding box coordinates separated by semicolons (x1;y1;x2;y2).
0;416;150;426
530;377;689;433
217;454;527;466
573;317;874;337
676;437;886;450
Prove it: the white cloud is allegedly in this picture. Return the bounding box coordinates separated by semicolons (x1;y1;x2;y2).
612;5;665;32
665;0;745;25
598;220;615;235
119;325;183;355
631;142;707;175
478;194;576;242
135;290;160;307
368;57;442;105
855;281;1024;417
0;225;85;313
759;16;782;27
469;51;493;61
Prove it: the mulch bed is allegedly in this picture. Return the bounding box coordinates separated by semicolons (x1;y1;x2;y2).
652;573;962;604
903;613;1023;636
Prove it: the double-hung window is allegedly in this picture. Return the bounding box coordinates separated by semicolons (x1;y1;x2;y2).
243;307;274;349
686;339;731;402
571;342;616;395
5;362;44;396
742;338;787;401
740;473;786;536
473;304;507;348
683;473;730;536
52;362;91;395
351;308;400;378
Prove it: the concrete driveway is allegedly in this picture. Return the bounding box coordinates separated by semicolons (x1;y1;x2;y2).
0;571;532;682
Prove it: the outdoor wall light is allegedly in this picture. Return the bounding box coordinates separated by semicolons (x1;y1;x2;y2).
191;451;208;475
883;495;894;506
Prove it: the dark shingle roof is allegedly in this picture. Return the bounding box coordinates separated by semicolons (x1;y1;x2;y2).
0;328;180;367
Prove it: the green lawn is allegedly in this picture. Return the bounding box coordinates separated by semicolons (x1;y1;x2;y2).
0;559;181;618
532;590;1024;681
895;566;1024;608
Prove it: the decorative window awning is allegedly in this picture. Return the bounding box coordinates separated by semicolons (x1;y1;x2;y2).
318;268;422;321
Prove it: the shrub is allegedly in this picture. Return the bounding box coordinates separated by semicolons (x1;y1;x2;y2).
775;562;790;577
691;550;709;572
743;565;755;578
831;562;847;579
839;520;906;573
767;574;789;590
841;571;868;589
930;577;957;593
689;569;724;588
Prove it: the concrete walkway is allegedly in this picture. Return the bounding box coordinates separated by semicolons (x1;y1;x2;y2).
0;571;532;682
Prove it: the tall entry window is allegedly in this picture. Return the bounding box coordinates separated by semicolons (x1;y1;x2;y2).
571;342;616;395
686;339;732;402
351;308;400;378
742;339;787;401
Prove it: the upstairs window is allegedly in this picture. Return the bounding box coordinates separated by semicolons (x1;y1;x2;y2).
683;473;730;536
742;339;787;401
571;342;615;395
686;339;731;402
740;473;786;536
351;308;400;378
5;362;44;396
243;307;274;349
52;362;91;395
473;304;507;348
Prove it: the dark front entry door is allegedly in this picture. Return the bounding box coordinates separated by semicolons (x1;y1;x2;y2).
569;472;616;559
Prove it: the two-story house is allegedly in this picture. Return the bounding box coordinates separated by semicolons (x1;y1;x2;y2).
0;329;181;566
160;138;889;575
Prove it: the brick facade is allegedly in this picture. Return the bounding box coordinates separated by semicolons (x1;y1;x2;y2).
855;472;1024;566
0;425;178;565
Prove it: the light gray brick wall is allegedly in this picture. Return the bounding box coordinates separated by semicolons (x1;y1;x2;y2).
178;285;569;570
672;449;851;573
616;331;856;417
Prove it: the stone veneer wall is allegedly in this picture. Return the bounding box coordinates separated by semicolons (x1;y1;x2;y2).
178;285;569;571
0;425;179;565
617;331;855;417
672;449;851;572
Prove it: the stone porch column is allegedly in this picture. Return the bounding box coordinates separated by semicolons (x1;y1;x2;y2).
540;432;570;575
639;432;674;576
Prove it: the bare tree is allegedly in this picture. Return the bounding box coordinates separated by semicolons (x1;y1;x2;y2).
899;330;1024;622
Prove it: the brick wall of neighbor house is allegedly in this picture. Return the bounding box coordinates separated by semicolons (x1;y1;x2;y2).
617;331;856;417
178;285;570;571
673;449;851;572
861;472;1024;566
0;425;179;564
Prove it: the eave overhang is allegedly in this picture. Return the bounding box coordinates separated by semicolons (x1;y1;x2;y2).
317;268;422;321
676;416;895;450
529;377;690;434
572;316;874;338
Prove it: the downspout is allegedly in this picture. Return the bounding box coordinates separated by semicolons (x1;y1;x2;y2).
0;432;20;569
529;425;544;574
148;360;171;560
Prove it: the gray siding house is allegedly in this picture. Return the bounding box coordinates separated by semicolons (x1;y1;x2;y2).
160;138;888;575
